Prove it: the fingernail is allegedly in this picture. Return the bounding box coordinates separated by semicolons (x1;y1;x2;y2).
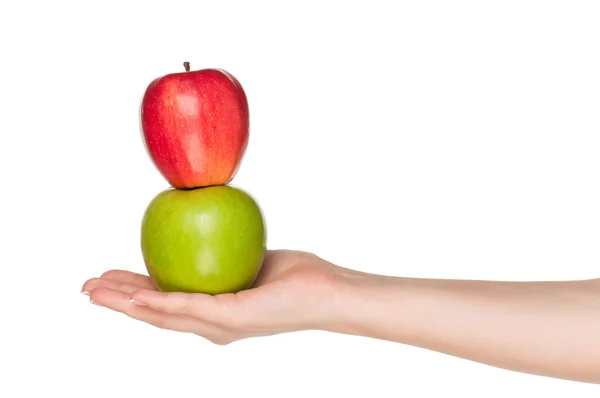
81;291;89;296
89;299;98;305
129;299;146;306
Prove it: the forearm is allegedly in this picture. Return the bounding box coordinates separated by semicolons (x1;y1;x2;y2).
331;270;600;384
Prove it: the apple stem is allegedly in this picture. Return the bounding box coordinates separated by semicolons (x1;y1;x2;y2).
183;62;190;72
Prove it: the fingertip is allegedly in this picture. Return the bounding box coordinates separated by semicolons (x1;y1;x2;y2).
129;298;146;306
130;288;154;301
87;290;101;306
129;289;149;306
87;286;106;305
81;277;102;295
89;286;130;308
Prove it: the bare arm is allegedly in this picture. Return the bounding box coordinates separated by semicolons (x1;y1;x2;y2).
82;250;600;384
334;270;600;384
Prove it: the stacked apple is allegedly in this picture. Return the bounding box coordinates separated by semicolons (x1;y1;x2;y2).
139;62;266;295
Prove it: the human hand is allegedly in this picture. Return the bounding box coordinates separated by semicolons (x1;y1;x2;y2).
81;250;346;344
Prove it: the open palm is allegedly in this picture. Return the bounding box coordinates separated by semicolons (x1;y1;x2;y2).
82;250;341;344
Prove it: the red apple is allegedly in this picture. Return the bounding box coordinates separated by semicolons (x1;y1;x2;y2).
140;62;249;189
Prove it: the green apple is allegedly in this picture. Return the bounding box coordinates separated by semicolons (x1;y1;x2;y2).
141;185;266;295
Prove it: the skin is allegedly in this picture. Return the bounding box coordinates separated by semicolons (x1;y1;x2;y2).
82;250;600;384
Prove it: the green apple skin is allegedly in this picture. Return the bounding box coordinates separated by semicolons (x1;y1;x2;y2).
141;185;266;295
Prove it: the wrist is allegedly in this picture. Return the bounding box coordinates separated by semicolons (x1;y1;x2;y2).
328;267;406;338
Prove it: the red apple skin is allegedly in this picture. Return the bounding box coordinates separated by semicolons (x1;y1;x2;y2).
140;67;249;189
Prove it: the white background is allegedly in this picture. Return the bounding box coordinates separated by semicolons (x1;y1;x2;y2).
1;0;599;396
